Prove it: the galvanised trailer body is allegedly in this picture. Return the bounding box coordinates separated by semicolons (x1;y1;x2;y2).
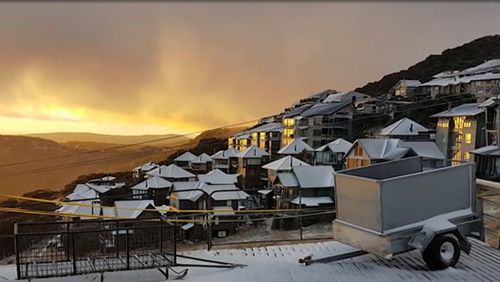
331;157;482;269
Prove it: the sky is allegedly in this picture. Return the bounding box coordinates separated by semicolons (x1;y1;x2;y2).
1;2;500;136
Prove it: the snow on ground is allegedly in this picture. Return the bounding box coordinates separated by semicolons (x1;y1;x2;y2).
1;239;499;282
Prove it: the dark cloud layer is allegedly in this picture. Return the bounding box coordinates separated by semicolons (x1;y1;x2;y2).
0;2;500;134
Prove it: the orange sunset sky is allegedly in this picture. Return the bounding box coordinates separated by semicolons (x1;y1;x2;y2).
1;2;500;135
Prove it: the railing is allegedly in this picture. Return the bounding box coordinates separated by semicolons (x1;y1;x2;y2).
15;219;176;280
476;179;500;249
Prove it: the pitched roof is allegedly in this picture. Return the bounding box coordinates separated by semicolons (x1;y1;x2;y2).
401;80;421;87
249;122;283;133
173;182;248;201
276;172;299;187
131;176;173;190
237;145;270;158
323;91;369;103
300;101;352;117
379;117;429;136
134;162;159;172
211;148;240;159
291;166;335;188
315;138;353;153
191;153;212;164
262;156;310;171
278;139;314;155
282;103;313;118
198;169;239;184
113;200;158;219
174;151;198;162
401;141;445;160
147;164;195;179
471;145;500;156
173;181;204;201
355;139;411;160
431;103;485;118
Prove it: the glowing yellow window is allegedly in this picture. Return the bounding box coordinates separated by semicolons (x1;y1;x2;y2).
464;152;470;161
465;133;472;144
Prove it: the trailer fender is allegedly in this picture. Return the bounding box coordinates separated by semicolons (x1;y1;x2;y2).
408;218;457;251
451;230;471;254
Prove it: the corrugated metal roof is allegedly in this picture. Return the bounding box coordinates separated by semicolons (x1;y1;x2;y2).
282;104;314;118
174;151;198;162
379;117;429;136
292;166;335;188
300;101;352;117
431;103;485;118
278;139;314;155
315;138;353;153
262;156;310;171
276;172;299;187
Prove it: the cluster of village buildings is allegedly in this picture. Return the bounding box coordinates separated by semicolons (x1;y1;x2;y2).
57;59;500;242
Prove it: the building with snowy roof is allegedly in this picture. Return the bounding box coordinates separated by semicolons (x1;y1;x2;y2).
211;148;240;173
248;122;283;156
378;117;432;140
392;79;422;98
345;138;445;169
314;138;353;169
197;169;239;185
277;138;314;156
132;162;159;179
130;175;173;205
262;155;310;184
146;164;196;182
236;146;270;189
191;153;213;173
173;151;198;169
432;103;487;163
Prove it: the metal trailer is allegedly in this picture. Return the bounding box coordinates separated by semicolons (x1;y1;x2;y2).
300;157;483;270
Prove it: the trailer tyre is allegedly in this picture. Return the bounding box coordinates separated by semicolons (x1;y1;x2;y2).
422;234;460;270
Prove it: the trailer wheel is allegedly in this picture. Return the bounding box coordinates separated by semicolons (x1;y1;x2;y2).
422;234;460;270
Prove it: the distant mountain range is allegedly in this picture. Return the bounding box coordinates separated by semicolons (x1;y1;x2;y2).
356;35;500;95
27;132;191;147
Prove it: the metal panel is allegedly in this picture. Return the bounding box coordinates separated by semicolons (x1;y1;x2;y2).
335;174;382;232
341;157;423;180
380;164;474;231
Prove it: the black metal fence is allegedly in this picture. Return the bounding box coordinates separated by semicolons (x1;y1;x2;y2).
15;219;176;280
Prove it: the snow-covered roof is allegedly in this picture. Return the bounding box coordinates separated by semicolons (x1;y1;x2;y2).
282;103;313;118
262;156;310;171
112;200;158;219
173;182;248;201
289;196;334;207
2;239;500;282
462;59;500;75
276;172;299;187
237;145;270;158
56;200;101;220
355;139;411;160
211;148;240;160
88;176;116;183
146;164;196;179
291;166;335;188
401;80;421;87
379;117;430;136
65;184;99;201
471;145;500;156
173;182;204;201
422;72;500;87
401;141;445;160
191;153;212;164
249;122;283;133
431;103;485;118
315;138;353;154
174;151;198;162
278;139;314;155
131;176;173;190
300;101;352;117
198;169;239;184
133;162;159;172
323;91;370;103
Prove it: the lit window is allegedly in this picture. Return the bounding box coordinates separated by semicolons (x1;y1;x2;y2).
465;133;472;144
463;120;472;128
464;152;470;161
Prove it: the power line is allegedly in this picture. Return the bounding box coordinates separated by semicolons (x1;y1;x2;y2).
0;119;260;168
0;93;476;178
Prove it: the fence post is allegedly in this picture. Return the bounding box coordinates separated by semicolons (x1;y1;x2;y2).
159;219;163;253
299;188;303;240
115;221;120;259
72;232;77;275
66;222;70;262
125;228;130;270
14;223;21;280
206;193;213;251
173;222;177;265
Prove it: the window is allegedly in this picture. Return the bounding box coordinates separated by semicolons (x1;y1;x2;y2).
283;118;295;127
438;120;449;128
463;120;472;128
464;152;470;161
465;133;472;144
